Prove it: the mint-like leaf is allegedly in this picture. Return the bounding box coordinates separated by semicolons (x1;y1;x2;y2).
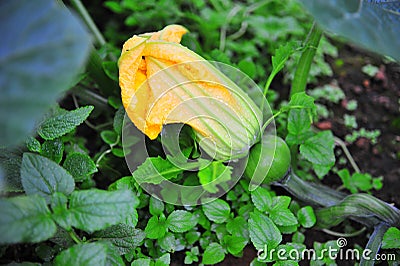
202;242;225;265
300;131;335;166
202;199;231;224
198;162;232;193
94;224;145;255
37;106;94;141
249;210;282;250
21;153;74;201
166;210;198;233
132;157;183;185
68;189;136;232
63;152;97;181
0;195;56;244
54;243;107;266
251;187;273;212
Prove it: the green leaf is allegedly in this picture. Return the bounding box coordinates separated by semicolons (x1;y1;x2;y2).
251;187;273;212
94;224;145;255
202;243;225;265
297;206;316;228
132;156;183;185
37;106;94;141
0;148;23;192
198;162;232;193
300;131;335;166
145;215;167;239
248;211;282;250
113;107;125;135
155;253;171;266
101;130;118;145
226;216;249;240
149;197;165;216
102;61;119;82
40;138;64;163
68;189;136;232
224;235;247;255
287;92;316;111
382;227;400;249
270;208;298;227
0;195;56;244
299;0;400;61
166;210;198;233
159;232;176;252
0;0;91;146
54;243;107;266
202;199;231;224
238;59;256;79
286;109;313;145
21;153;74;201
63;152;97;181
131;258;151;266
26;137;41;153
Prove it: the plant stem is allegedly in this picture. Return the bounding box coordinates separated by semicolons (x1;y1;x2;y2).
334;136;361;173
290;22;323;97
68;229;82;244
69;0;106;47
360;223;389;266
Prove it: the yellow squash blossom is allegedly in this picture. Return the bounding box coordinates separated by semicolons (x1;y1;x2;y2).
119;25;263;160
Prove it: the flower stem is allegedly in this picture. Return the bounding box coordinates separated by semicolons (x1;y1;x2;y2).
290;22;323;97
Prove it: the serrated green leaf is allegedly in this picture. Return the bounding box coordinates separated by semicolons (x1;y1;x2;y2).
300;131;335;165
132;156;183;185
382;227;400;249
297;206;316;228
202;243;225;265
21;153;74;201
0;195;56;244
149;197;165;216
145;215;167;239
37;106;94;141
272;42;298;74
166;210;198;233
251;187;273;212
54;243;107;266
94;224;145;255
249;211;282;250
63;152;97;181
198;162;232;193
159;232;176;252
226;216;249;240
155;253;170;266
40;138;64;163
0;0;91;146
104;241;125;266
68;189;136;232
299;0;400;61
287;92;316;111
286;109;314;145
26;137;41;153
202;199;231;224
270;208;298;227
131;258;151;266
224;235;247;255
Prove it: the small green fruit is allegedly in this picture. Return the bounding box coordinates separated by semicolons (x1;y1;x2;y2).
244;135;291;184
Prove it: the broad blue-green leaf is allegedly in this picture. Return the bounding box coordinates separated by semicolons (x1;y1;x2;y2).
21;153;74;201
249;211;282;250
50;192;72;230
37;106;94;140
202;242;225;265
63;152;97;181
54;243;107;266
94;224;145;255
68;189;136;232
0;0;91;146
202;199;231;224
166;210;198;233
299;0;400;61
300;131;335;165
131;258;151;266
0;195;56;244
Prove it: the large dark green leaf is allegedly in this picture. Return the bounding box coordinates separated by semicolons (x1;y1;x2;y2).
54;243;107;266
299;0;400;61
0;0;91;146
0;195;56;244
21;153;75;201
